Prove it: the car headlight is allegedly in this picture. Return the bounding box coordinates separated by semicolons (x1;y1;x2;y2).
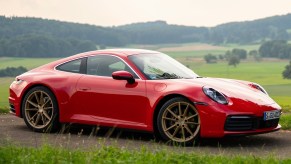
202;86;228;105
249;83;268;95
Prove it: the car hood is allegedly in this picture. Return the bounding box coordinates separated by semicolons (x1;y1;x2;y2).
175;77;276;106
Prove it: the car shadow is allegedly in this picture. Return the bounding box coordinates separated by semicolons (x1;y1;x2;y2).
52;124;289;148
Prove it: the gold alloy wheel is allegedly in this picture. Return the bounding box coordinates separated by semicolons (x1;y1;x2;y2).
161;102;200;142
24;90;54;129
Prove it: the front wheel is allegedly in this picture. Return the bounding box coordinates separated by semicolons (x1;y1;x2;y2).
22;86;59;132
157;97;200;145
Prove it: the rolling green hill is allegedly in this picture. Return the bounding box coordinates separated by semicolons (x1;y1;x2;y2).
1;13;291;57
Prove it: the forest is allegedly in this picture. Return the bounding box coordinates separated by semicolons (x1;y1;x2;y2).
0;14;291;57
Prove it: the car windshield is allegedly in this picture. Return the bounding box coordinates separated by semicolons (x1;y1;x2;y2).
128;53;199;80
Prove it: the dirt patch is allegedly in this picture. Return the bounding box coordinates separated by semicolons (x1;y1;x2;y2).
1;114;291;159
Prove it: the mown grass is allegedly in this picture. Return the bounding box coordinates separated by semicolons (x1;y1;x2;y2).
0;77;14;107
184;61;291;85
165;49;226;58
0;57;57;69
280;114;291;130
0;145;290;163
0;106;8;114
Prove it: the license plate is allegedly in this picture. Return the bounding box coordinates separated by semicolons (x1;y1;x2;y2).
263;110;281;120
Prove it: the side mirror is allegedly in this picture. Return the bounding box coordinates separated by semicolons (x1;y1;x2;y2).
112;71;135;84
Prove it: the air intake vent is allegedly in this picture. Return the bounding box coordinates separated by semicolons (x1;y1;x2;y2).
9;103;15;114
225;115;279;131
225;116;255;131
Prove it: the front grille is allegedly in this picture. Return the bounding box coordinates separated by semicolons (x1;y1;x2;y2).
225;116;255;131
224;115;279;131
9;103;15;113
258;119;279;129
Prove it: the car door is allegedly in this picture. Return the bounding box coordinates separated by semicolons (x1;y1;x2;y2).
72;55;148;127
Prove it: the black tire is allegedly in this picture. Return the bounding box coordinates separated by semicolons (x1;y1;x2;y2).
22;86;59;133
157;97;200;146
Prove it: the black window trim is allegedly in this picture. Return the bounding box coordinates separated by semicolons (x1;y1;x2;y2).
55;58;85;74
54;54;141;79
85;54;141;79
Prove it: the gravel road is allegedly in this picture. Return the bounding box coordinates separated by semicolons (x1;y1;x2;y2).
1;114;290;158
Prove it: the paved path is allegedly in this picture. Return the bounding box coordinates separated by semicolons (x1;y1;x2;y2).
1;114;291;158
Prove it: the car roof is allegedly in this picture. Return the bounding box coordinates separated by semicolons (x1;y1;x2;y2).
74;49;159;58
33;49;160;71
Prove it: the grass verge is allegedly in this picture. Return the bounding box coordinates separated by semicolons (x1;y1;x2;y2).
0;145;290;163
0;106;9;114
280;114;291;130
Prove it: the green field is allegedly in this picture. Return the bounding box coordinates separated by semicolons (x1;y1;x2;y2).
0;58;57;107
0;57;58;69
0;145;290;163
1;44;291;108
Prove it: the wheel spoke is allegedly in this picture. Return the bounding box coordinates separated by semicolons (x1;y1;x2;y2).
184;125;193;136
29;112;38;121
43;111;51;120
183;104;189;117
41;114;45;124
181;127;185;140
178;102;182;116
34;113;41;125
172;126;180;137
162;117;176;122
43;107;53;110
185;121;199;125
27;100;38;108
40;92;44;105
34;92;40;104
25;108;38;111
42;99;51;107
164;123;177;132
186;113;198;120
166;108;178;118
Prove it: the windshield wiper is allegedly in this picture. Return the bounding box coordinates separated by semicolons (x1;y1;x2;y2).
158;72;182;79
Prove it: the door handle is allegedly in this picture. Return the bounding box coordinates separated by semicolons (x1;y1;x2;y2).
80;87;91;91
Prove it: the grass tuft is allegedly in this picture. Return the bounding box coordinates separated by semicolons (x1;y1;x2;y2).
280;114;291;130
0;145;290;163
0;106;9;114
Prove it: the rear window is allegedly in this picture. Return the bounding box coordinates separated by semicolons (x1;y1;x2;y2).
56;59;82;73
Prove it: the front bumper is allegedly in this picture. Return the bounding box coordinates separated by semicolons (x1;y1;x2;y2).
224;124;281;136
196;102;281;138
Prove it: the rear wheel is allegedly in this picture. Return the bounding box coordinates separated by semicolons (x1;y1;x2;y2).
22;86;59;132
157;97;200;145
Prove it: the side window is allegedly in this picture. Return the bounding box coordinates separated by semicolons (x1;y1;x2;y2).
87;55;138;78
56;59;82;73
109;61;125;71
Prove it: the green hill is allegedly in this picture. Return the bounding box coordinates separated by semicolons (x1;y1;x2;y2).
1;13;291;57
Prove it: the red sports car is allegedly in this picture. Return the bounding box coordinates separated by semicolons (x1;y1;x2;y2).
9;49;281;144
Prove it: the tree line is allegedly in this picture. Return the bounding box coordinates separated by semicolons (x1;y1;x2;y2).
204;48;256;67
259;40;291;59
0;34;96;57
1;14;291;57
0;66;27;77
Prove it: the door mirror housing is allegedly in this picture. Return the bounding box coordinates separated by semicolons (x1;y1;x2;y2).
112;71;135;84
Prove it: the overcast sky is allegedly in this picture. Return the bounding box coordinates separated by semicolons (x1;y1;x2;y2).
0;0;291;27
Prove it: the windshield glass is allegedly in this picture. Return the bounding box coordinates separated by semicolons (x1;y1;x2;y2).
128;53;198;80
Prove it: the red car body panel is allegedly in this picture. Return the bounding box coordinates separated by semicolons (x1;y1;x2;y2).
9;49;281;138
